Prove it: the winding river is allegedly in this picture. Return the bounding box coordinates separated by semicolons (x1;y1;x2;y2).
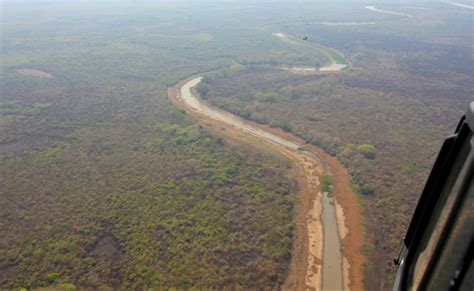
176;76;344;290
273;32;349;72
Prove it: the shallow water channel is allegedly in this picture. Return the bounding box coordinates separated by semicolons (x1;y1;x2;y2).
322;192;344;290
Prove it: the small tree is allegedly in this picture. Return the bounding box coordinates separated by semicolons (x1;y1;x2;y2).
196;83;209;99
278;121;293;133
357;144;376;159
360;184;376;195
46;272;60;284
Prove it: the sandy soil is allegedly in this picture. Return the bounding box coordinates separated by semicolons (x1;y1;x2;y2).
296;156;324;290
169;76;365;290
336;202;350;290
335;202;349;240
15;69;54;78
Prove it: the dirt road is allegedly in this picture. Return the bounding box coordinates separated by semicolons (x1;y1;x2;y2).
168;76;365;290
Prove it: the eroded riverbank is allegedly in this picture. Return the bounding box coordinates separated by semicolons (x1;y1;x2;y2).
169;76;364;290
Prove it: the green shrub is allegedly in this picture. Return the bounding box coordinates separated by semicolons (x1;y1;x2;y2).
196;83;209;99
46;272;60;284
278;121;293;133
360;184;376;195
357;144;376;159
58;283;77;291
321;175;333;195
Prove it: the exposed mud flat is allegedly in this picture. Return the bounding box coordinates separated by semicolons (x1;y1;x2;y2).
15;69;54;78
301;157;324;290
336;201;350;290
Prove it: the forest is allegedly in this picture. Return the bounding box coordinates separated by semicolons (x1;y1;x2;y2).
1;1;472;289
